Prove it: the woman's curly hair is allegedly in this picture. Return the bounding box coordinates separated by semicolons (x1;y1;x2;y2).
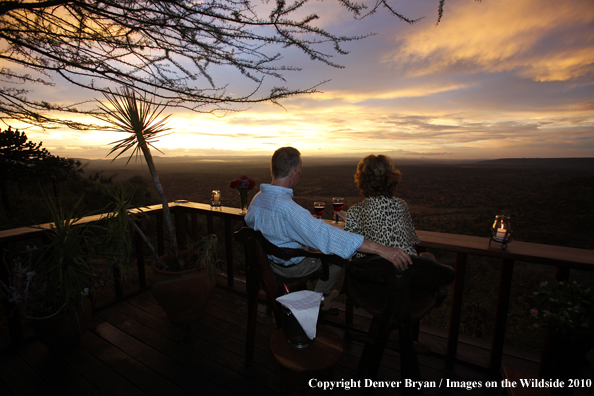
354;155;401;198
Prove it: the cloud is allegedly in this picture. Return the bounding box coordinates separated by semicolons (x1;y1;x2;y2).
387;0;594;82
576;100;594;111
305;82;471;102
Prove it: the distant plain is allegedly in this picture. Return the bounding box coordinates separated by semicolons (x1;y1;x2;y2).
84;156;594;250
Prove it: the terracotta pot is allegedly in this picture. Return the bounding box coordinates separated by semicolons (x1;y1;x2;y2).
150;251;216;324
31;297;93;348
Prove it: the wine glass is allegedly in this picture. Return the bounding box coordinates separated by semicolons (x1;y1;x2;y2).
313;202;325;219
332;197;344;223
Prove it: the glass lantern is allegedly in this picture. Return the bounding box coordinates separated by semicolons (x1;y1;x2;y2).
211;190;222;208
490;215;512;248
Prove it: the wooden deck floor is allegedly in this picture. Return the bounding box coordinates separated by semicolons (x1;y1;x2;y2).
0;285;588;396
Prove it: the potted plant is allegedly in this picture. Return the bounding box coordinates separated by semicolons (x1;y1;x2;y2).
0;196;131;347
527;279;594;391
95;87;219;324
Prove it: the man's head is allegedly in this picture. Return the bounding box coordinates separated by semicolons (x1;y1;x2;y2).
271;147;301;179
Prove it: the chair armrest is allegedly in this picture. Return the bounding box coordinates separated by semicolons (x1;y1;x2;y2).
235;227;344;263
348;255;404;284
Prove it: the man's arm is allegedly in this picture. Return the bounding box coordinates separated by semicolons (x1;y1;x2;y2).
358;239;412;270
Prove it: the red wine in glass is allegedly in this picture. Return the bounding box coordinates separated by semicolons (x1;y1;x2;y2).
332;203;344;212
332;197;344;223
314;206;325;216
314;202;325;218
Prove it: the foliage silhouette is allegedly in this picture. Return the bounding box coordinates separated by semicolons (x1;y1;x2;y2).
0;127;82;218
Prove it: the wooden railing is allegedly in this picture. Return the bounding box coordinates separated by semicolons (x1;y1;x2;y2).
415;230;594;370
1;201;593;373
0;201;247;347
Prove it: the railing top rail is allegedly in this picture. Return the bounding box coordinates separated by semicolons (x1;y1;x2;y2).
0;202;245;244
171;201;247;219
1;201;592;270
326;219;593;270
0;212;113;244
417;230;594;270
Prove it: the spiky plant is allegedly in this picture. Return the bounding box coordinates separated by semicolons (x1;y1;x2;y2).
96;87;185;269
0;197;101;318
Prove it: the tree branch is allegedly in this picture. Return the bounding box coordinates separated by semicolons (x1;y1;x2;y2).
0;0;74;16
0;0;448;129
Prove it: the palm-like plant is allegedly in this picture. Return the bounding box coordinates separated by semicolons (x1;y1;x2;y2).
0;196;112;318
31;197;98;317
96;87;185;269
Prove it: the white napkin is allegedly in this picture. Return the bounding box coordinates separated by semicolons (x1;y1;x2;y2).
276;290;323;340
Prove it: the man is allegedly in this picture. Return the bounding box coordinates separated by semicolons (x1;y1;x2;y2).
245;147;412;304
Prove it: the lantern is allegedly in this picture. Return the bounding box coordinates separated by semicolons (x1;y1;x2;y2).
211;190;222;208
490;215;512;249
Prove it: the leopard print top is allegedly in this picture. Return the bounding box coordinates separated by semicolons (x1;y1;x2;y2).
344;196;420;257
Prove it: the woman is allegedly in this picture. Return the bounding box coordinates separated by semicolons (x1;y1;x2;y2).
340;154;454;300
341;154;419;257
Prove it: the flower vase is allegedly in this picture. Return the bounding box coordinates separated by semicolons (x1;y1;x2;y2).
239;189;249;215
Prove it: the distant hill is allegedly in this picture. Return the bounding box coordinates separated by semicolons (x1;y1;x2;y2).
475;158;594;169
78;156;594;183
77;155;479;175
78;155;271;177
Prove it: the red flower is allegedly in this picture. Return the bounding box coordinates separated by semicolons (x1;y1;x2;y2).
230;175;255;190
530;308;538;317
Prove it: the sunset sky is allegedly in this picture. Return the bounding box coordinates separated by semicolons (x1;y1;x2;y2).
12;0;594;160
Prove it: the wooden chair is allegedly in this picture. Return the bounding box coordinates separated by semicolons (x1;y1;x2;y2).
345;253;441;337
342;255;440;389
234;227;346;368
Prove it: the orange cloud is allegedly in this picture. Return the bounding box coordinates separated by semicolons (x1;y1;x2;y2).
387;0;594;82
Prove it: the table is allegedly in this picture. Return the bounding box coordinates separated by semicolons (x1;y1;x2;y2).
323;218;344;229
270;325;343;396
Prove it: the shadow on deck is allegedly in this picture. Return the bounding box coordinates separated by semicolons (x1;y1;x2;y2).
0;282;591;396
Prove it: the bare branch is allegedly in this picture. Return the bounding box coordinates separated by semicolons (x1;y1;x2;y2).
0;0;447;129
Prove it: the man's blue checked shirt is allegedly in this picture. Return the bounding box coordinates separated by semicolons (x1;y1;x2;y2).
245;184;364;266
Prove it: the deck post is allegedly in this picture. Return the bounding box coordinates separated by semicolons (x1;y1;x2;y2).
207;213;214;235
174;209;187;250
489;258;515;370
135;219;147;289
113;266;123;299
553;265;570;281
447;252;467;359
0;243;23;346
156;212;165;256
191;213;199;242
225;217;234;288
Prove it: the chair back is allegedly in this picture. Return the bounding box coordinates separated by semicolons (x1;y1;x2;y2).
343;255;410;318
234;226;344;368
235;227;335;322
236;227;285;323
342;254;420;383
